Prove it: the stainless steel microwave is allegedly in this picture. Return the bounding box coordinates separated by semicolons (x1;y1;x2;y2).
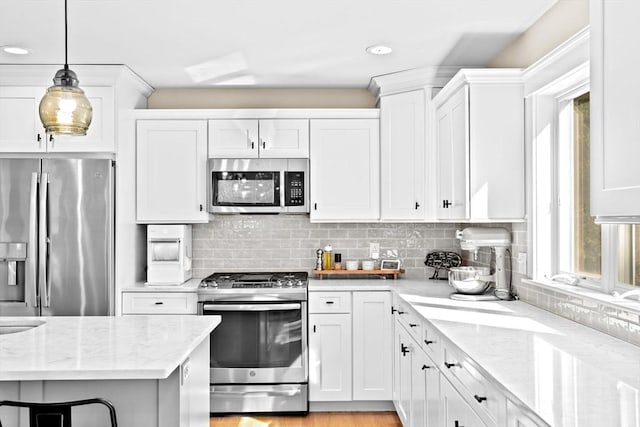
207;158;309;214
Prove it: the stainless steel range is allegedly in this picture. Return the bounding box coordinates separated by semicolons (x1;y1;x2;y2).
198;271;308;414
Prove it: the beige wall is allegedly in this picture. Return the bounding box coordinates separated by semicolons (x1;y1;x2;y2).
489;0;589;68
147;88;376;109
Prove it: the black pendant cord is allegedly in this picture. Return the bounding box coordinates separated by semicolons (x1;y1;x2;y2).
64;0;68;71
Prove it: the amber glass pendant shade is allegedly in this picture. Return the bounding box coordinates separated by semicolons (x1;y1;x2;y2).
39;68;92;135
39;0;92;136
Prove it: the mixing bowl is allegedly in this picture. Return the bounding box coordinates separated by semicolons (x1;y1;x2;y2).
448;266;493;294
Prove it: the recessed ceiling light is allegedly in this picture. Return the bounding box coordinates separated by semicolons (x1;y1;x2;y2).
3;46;30;55
366;45;392;55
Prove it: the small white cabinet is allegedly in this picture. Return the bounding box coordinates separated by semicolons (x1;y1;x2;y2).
352;291;392;400
590;0;640;219
433;70;525;221
310;119;380;222
0;85;114;153
136;120;208;223
380;90;428;221
309;312;352;401
208;119;309;158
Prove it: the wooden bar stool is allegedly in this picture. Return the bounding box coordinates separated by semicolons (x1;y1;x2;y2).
0;398;117;427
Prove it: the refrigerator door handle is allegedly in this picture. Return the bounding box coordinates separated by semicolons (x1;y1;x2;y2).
28;172;39;308
38;172;51;308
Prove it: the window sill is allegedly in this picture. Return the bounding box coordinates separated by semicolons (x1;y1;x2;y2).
522;278;640;318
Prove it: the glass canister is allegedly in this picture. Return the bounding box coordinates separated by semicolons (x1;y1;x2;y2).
323;245;333;270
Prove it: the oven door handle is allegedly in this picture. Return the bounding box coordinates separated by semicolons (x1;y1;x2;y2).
202;303;301;312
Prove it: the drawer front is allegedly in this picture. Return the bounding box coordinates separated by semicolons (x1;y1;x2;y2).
442;345;503;425
396;301;422;343
309;292;352;313
122;292;197;314
421;320;442;365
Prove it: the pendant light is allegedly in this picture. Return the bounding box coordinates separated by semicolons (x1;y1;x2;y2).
39;0;92;136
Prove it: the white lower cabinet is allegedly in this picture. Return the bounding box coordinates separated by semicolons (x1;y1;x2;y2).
309;312;352;401
412;348;440;427
394;322;413;425
309;291;392;402
506;400;540;427
121;291;197;315
441;377;488;427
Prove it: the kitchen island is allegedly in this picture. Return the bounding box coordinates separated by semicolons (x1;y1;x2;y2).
0;315;219;427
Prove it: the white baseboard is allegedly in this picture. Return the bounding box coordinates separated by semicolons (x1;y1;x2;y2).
309;401;395;412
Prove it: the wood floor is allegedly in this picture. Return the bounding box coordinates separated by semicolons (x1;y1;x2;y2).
210;412;402;427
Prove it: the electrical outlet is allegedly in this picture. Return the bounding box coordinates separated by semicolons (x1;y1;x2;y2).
369;242;380;260
517;252;527;275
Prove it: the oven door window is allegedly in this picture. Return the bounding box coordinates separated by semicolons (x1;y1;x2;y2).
208;303;302;369
212;171;280;207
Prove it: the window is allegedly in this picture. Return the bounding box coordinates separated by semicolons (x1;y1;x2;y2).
557;91;601;280
618;225;640;287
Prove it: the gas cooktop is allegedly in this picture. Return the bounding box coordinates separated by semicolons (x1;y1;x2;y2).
200;272;308;289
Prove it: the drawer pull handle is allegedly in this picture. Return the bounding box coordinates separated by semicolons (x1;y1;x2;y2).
421;365;431;370
424;339;434;345
154;302;164;305
409;323;418;328
444;361;457;369
398;311;406;315
474;395;487;403
325;301;335;305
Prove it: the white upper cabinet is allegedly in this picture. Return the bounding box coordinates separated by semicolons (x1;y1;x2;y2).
208;119;309;158
136;120;209;223
433;69;525;222
380;90;428;221
590;0;640;220
310;119;380;222
0;86;44;152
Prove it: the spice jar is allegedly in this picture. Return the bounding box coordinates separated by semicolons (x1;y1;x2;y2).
334;253;342;270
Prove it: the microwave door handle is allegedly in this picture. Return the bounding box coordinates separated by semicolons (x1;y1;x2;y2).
203;303;301;312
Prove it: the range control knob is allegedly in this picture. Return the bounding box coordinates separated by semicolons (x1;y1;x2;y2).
275;280;284;287
285;280;294;287
295;280;304;287
200;282;208;288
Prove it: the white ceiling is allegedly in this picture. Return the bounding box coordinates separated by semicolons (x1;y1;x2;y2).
0;0;558;89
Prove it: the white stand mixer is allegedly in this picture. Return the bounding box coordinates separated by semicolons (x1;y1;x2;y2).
451;227;512;301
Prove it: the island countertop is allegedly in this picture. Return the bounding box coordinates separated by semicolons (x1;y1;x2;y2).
0;315;219;381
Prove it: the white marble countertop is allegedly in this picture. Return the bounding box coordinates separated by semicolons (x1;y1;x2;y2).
0;315;219;381
312;277;640;427
121;278;200;292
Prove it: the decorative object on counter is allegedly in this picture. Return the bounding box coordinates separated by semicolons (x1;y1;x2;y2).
380;259;401;270
315;248;324;271
334;253;342;270
345;260;359;271
361;260;375;270
312;268;404;280
39;0;92;135
424;251;462;280
322;245;333;270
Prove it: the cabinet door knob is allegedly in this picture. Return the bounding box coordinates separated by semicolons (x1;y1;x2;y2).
154;301;164;305
313;325;316;333
325;301;335;305
409;323;418;328
442;199;452;208
415;202;420;209
251;141;255;149
262;140;266;149
199;204;203;212
314;203;317;210
37;134;42;142
424;339;434;345
391;307;398;314
444;361;457;369
400;344;409;356
421;365;431;370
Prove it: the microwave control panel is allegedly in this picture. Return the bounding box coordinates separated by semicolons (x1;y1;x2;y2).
284;172;305;206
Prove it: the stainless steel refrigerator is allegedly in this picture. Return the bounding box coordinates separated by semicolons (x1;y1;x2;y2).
0;158;114;316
